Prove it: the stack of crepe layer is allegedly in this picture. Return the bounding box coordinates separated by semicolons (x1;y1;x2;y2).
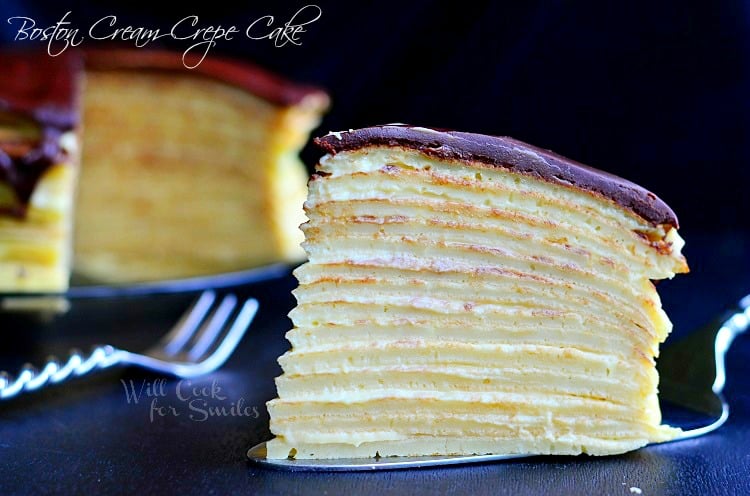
267;130;688;459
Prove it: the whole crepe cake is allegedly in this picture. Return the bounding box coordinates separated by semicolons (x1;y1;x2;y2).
267;124;688;459
0;49;329;291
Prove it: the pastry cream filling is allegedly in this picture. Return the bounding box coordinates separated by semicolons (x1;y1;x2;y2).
290;303;657;358
277;342;655;388
270;396;647;419
286;324;646;359
276;367;652;405
309;199;679;276
295;274;663;339
301;240;669;340
272;413;670;442
268;146;687;459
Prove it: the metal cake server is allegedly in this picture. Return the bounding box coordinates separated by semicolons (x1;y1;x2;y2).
247;294;750;471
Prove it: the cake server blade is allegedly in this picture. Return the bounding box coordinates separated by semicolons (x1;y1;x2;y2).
247;294;749;471
246;442;533;471
656;294;749;440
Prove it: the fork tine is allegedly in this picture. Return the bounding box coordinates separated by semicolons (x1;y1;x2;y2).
187;294;238;360
161;290;217;356
187;298;259;375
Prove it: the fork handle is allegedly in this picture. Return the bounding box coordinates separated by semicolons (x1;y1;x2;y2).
0;345;125;400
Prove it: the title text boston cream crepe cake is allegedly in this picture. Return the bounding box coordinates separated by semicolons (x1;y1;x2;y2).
267;124;689;459
0;50;329;291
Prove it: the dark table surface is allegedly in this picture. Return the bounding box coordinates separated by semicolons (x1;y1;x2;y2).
1;230;749;496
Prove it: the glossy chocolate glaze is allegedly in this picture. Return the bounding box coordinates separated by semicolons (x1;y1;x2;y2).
315;125;679;228
0;49;329;217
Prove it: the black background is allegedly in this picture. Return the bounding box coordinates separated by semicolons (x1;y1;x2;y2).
1;0;747;234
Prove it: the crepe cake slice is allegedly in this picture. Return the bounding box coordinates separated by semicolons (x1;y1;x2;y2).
0;49;329;291
0;52;81;292
266;124;689;459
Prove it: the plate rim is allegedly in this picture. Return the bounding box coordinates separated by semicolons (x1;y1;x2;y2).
1;263;292;299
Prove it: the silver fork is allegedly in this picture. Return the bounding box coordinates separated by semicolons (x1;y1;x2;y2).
0;290;258;400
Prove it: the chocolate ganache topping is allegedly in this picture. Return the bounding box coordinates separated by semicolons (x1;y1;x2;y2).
315;125;679;228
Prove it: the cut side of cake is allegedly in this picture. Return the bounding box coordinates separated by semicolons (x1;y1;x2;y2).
0;50;329;291
266;124;689;459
